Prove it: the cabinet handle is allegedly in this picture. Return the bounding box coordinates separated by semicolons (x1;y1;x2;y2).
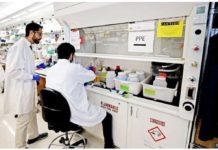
136;108;139;118
130;106;133;116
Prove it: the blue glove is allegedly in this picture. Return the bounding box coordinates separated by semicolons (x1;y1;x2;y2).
32;75;40;81
36;63;46;69
87;66;93;71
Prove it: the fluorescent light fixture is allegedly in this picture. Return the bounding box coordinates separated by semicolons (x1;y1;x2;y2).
15;17;22;22
0;2;36;20
1;18;11;23
12;11;27;19
28;2;52;12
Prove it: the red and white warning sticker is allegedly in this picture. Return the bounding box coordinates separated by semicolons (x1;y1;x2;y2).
148;126;166;142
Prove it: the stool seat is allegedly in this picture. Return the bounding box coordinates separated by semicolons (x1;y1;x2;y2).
48;122;83;133
40;88;87;148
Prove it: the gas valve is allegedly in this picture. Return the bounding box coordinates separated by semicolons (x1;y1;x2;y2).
183;102;194;112
188;76;196;82
193;45;200;51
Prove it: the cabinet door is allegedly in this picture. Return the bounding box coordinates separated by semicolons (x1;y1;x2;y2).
86;91;128;148
127;104;190;148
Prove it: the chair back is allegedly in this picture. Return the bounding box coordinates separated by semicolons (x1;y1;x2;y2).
40;88;71;124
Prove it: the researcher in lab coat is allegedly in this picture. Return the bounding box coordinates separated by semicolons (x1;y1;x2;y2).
46;43;115;148
4;22;48;148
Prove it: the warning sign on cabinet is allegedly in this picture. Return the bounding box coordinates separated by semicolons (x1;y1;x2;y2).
157;19;184;38
150;118;165;126
101;101;119;113
148;126;166;142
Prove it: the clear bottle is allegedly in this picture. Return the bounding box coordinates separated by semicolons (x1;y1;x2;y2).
106;71;116;89
153;76;167;87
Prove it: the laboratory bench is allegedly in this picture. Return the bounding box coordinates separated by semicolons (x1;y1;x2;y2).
35;68;48;95
35;68;189;148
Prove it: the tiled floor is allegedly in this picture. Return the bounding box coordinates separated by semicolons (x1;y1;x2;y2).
0;93;104;148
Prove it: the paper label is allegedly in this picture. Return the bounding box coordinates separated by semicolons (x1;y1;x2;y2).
144;88;156;96
128;21;155;31
157;19;184;38
120;84;129;92
128;31;154;53
70;30;80;50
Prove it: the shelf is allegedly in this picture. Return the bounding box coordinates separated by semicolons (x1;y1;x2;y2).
75;52;185;64
1;42;14;44
0;35;10;37
86;85;179;116
35;68;48;78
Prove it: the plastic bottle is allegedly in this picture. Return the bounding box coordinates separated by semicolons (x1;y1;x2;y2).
94;67;101;82
118;72;127;81
106;66;111;71
128;73;139;82
101;67;107;82
106;71;116;89
153;76;167;87
115;65;121;76
136;71;145;82
52;53;58;65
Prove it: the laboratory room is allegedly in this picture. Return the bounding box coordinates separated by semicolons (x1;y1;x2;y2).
0;1;218;149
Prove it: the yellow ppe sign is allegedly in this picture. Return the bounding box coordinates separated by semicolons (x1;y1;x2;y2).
157;19;184;38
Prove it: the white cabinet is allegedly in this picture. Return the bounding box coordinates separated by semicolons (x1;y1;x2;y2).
54;2;196;29
86;90;128;148
127;104;190;148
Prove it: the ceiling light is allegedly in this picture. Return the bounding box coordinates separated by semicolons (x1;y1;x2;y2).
28;2;52;12
0;2;36;20
12;11;27;19
1;18;11;23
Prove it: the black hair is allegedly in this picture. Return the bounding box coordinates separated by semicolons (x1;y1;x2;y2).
25;22;43;37
57;43;75;59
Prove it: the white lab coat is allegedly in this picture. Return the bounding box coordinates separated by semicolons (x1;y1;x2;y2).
0;65;4;93
4;38;35;115
0;65;4;82
46;59;106;127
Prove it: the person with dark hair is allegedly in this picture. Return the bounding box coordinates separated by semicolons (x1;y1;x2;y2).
4;22;48;148
46;43;115;148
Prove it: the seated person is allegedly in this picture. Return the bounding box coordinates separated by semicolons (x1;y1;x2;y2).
46;43;114;148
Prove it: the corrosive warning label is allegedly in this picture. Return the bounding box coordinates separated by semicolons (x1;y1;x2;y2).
148;126;166;142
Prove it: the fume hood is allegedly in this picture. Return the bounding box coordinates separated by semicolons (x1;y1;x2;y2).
53;2;211;148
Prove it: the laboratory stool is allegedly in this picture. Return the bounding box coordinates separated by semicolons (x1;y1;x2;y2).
40;88;87;148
